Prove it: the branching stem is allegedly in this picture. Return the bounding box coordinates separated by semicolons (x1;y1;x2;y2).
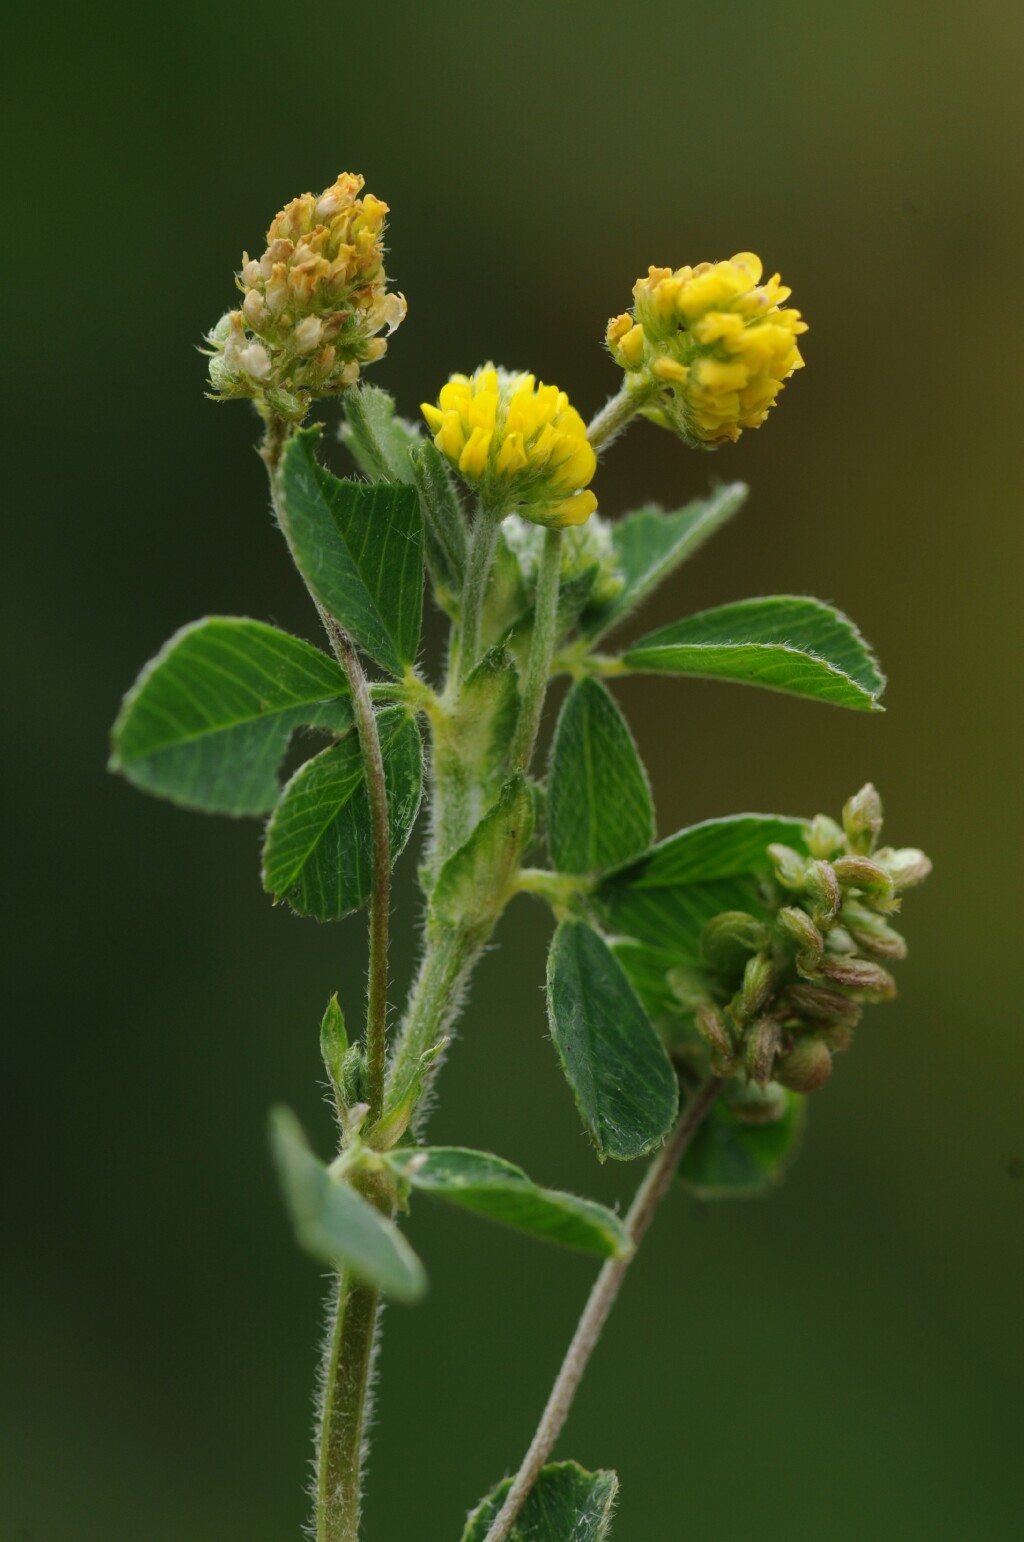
586;379;656;452
482;1077;723;1542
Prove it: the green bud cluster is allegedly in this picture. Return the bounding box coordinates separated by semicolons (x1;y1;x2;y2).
693;785;931;1093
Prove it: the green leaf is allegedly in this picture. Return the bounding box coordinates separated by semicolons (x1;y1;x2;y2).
384;1147;633;1259
262;707;423;920
431;774;535;932
547;920;678;1161
110;617;352;816
580;484;747;641
269;1108;426;1302
622;595;885;710
277;428;423;676
411;438;468;611
462;1462;618;1542
340;384;420;484
597;814;808;966
679;1089;806;1199
548;678;654;875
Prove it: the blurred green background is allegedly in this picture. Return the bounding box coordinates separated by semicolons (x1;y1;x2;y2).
6;0;1023;1537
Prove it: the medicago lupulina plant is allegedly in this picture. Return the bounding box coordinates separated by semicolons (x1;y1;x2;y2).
110;172;932;1542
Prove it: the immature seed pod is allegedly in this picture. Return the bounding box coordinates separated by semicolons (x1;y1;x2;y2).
776;1036;833;1093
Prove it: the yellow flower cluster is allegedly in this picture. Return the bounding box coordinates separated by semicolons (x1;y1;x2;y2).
207;173;406;421
421;367;597;527
606;253;806;445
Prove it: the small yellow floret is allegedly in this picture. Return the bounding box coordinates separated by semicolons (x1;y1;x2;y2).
420;365;597;527
606;252;806;445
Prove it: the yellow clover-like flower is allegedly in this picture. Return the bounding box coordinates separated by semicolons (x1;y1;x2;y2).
606;253;807;446
421;366;597;527
207;172;407;421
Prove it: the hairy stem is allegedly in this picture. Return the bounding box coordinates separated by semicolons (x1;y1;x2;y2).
317;1274;381;1542
385;925;482;1128
510;526;563;771
482;1077;723;1542
586;379;655;452
322;614;391;1127
459;500;502;681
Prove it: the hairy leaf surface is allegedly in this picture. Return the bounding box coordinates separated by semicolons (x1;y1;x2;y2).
262;707;423;919
462;1461;618;1542
622;595;885;709
547;921;678;1160
385;1147;632;1258
270;1108;426;1302
679;1090;807;1199
548;678;653;874
278;428;423;675
110;617;351;815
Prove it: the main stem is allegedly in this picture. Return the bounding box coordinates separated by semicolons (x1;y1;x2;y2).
482;1077;723;1542
264;419;394;1542
322;615;391;1126
317;1272;381;1542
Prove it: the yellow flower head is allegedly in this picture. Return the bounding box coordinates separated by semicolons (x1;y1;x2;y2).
421;366;597;528
207;172;406;421
606;253;807;446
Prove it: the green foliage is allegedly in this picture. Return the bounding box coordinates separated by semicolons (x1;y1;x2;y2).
412;438;468;612
277;428;423;676
262;707;423;920
622;595;885;710
110;618;351;816
548;678;654;875
597;814;808;965
462;1462;618;1542
579;484;747;641
340;384;420;484
547;920;678;1160
679;1089;806;1199
431;775;535;932
385;1147;633;1259
269;1108;426;1302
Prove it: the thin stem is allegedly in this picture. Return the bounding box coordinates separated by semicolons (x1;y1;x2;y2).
317;1274;381;1542
510;526;563;772
323;615;391;1129
482;1077;723;1542
585;378;656;452
459;499;502;681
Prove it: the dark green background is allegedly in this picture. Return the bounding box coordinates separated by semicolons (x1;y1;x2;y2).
7;1;1022;1537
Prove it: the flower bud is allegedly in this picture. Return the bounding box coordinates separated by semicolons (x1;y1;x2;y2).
785;983;862;1030
804;859;841;927
875;846;933;890
340;1044;368;1108
819;956;897;999
606;253;806;447
841;901;908;960
806;813;845;860
776;1036;833;1093
832;855;897;911
745;1015;781;1085
775;906;824;975
734;953;777;1020
695;1004;734;1067
768;842;808;891
842;783;883;854
701;910;771;974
